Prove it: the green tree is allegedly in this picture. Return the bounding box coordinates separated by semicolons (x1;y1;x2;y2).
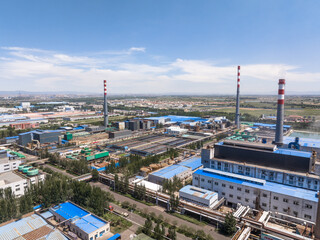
222;213;237;236
142;217;153;236
91;169;99;182
168;226;177;240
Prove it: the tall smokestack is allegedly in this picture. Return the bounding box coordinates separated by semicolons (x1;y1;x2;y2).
274;79;285;146
235;66;241;129
103;80;108;127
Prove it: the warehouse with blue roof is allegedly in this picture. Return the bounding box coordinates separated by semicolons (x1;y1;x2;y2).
193;168;318;222
50;201;110;240
148;164;192;184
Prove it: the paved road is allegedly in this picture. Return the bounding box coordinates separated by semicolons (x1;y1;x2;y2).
43;164;76;178
93;182;230;240
110;202;192;240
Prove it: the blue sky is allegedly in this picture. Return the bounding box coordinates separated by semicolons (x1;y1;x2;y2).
0;0;319;94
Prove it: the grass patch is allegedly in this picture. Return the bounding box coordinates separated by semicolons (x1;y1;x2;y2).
171;212;206;226
123;193;155;206
103;212;132;233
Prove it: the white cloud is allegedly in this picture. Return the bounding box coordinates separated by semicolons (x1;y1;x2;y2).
0;47;320;94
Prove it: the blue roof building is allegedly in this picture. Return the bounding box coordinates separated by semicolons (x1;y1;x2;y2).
178;157;203;171
50;201;110;240
193;168;318;222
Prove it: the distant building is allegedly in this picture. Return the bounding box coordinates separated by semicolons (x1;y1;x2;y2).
18;129;64;146
10;122;39;130
166;126;188;135
21;102;31;110
50;201;110;240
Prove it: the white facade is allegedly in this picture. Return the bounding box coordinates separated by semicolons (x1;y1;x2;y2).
179;185;218;208
0;159;21;173
166;126;188;135
193;168;318;222
201;148;320;191
0;172;27;197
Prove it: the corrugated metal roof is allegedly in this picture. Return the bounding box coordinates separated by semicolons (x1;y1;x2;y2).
178;157;203;170
179;185;217;200
150;164;190;179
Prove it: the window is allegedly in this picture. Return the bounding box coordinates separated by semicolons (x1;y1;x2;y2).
273;196;279;200
273;206;278;210
195;177;198;180
237;196;241;200
245;189;250;193
222;192;225;196
304;214;311;220
283;208;288;213
298;177;304;182
222;184;226;187
262;203;267;207
201;178;204;182
229;185;234;189
262;193;267;198
293;211;298;217
315;181;318;185
245;198;249;202
283;198;288;203
15;188;20;191
237;187;242;191
208;180;212;183
229;194;233;198
305;204;312;209
293;201;299;206
215;182;218;186
238;166;243;170
217;162;221;170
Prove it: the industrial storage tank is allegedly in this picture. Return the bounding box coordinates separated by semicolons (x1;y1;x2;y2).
18;164;26;171
22;166;32;173
27;168;39;176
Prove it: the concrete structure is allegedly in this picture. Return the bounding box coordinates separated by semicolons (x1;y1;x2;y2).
0;150;22;173
148;164;192;184
109;130;132;139
179;185;218;208
0;171;27;197
104;80;108;127
193;168;318;222
275;79;286;146
235;65;241;129
201;146;320;191
133;178;162;192
166;126;188;135
18;129;64;146
50;201;110;240
0;214;67;240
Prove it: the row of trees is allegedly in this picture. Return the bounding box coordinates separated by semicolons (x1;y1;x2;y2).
45;151;90;175
0;170;114;224
162;176;183;194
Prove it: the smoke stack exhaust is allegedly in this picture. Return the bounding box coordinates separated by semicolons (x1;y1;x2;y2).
235;66;241;129
275;79;285;146
103;80;108;127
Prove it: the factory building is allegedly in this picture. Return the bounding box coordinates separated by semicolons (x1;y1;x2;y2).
50;201;110;240
18;129;64;146
0;150;22;173
166;126;188;135
0;171;27;197
148;164;192;184
109;130;132;139
179;185;218;208
0;214;67;240
193;168;318;222
201;141;320;191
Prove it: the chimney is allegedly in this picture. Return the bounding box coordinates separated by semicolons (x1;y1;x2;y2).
235;66;241;129
274;79;285;146
103;80;108;127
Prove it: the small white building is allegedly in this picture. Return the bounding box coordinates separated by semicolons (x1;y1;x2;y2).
0;150;21;173
179;185;218;208
166;126;188;135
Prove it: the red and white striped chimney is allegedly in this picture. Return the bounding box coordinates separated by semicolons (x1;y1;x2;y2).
235;66;241;129
275;79;285;146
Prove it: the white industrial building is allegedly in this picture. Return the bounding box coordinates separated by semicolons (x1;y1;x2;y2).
193;168;318;222
148;164;192;184
0;150;22;173
0;171;27;197
166;126;188;135
179;185;218;208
